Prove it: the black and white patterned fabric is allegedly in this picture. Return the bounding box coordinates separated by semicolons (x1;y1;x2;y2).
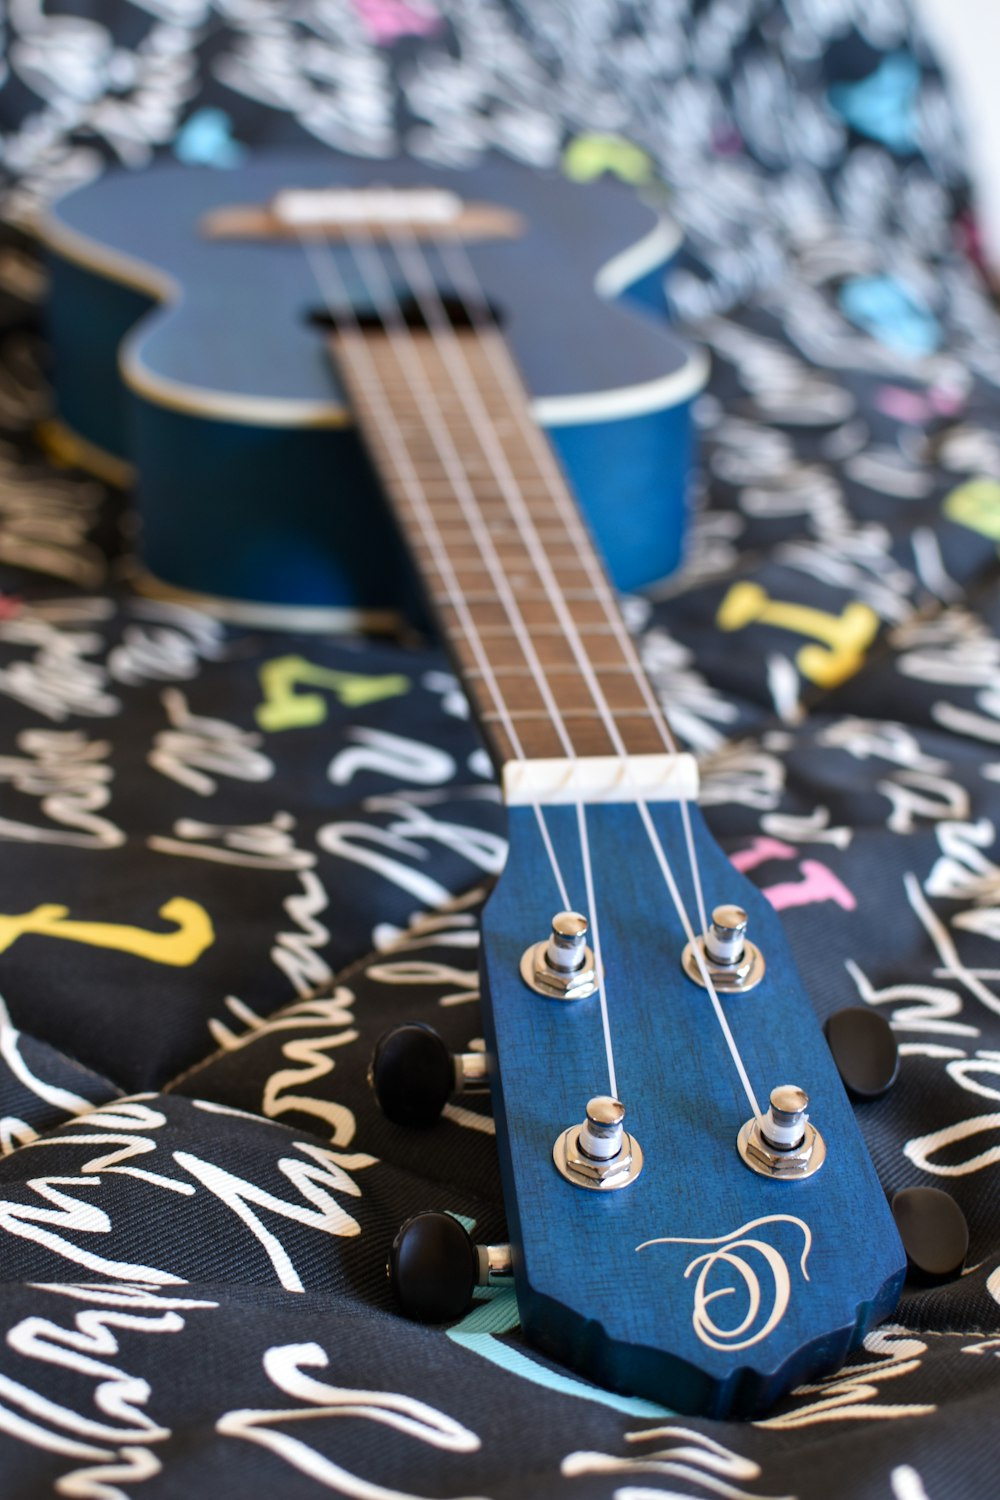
0;3;998;1497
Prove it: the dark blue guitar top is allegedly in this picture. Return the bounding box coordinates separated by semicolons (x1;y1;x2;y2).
43;155;704;605
51;155;689;405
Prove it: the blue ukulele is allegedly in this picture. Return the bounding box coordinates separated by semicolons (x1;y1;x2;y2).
42;155;905;1418
42;154;701;620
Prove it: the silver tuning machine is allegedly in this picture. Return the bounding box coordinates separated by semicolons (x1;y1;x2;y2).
737;1085;826;1180
682;904;765;993
520;911;598;1000
553;1096;644;1191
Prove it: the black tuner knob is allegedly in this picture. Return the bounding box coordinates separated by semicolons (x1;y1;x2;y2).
389;1211;512;1323
369;1022;488;1128
891;1187;969;1285
825;1006;899;1100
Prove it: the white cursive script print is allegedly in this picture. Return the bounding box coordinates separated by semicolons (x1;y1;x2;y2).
217;1341;483;1499
563;1423;794;1500
0;1281;217;1498
636;1216;812;1352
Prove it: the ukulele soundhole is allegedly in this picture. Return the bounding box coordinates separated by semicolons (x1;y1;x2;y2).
306;294;502;334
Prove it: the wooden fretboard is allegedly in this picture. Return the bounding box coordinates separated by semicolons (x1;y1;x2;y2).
330;323;672;768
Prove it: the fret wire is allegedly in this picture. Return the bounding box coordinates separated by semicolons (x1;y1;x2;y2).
431;528;573;545
441;243;722;1009
410;535;584;561
468;622;619;636
414;552;592;582
464;665;640;675
430;590;607;605
386;482;557;498
481;710;659;721
438;240;679;757
451;628;633;672
338;244;578;765
300;240;531;771
392;238;637;766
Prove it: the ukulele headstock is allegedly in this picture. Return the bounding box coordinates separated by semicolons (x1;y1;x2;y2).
479;793;905;1418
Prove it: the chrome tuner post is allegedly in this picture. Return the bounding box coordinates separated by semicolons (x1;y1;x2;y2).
553;1095;644;1191
737;1085;826;1180
369;1022;489;1128
520;911;598;999
389;1211;513;1322
682;903;765;993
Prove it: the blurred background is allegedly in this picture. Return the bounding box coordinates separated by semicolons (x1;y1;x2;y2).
916;0;1000;273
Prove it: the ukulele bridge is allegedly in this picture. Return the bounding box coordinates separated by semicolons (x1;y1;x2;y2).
201;187;524;243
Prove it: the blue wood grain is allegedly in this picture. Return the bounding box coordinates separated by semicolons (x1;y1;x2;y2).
480;802;905;1417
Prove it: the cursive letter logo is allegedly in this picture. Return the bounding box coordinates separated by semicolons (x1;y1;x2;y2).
636;1215;812;1352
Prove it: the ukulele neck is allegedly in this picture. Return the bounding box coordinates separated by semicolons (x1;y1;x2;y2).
330;320;695;802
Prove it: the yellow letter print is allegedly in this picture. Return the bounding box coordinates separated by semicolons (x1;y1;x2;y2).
943;477;1000;542
256;656;410;732
562;134;654;185
0;896;214;966
717;582;879;689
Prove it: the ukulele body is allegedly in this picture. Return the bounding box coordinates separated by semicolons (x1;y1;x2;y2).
42;153;705;617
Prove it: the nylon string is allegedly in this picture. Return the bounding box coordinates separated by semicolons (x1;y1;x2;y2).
338;224;626;1103
399;229;757;1117
441;238;713;942
297;229;575;917
321;228;578;931
299;217;757;1120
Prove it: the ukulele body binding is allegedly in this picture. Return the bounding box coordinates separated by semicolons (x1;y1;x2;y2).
43;152;704;619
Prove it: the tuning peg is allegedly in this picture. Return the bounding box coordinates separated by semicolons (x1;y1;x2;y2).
682;904;765;992
389;1211;512;1322
824;1006;899;1100
738;1085;826;1180
369;1022;489;1128
891;1187;969;1285
520;911;598;999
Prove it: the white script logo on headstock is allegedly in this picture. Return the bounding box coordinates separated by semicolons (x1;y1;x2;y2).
636;1216;813;1352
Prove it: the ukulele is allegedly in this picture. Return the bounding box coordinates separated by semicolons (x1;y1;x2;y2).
40;154;700;623
41;153;906;1419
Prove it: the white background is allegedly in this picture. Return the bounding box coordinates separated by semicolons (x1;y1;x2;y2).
914;0;1000;268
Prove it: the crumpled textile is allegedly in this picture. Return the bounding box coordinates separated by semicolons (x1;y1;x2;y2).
0;3;996;1497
